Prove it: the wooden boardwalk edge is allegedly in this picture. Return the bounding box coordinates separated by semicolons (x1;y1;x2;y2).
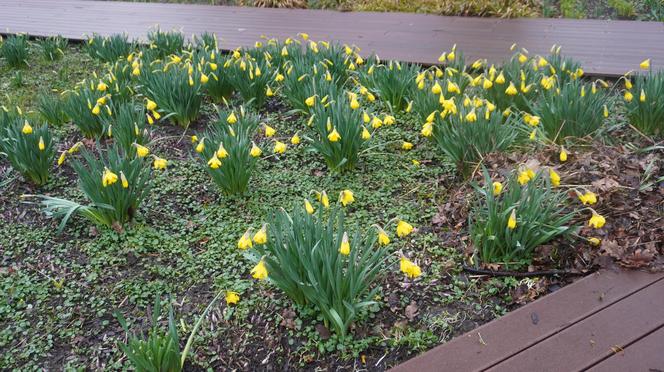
1;0;664;77
391;270;664;372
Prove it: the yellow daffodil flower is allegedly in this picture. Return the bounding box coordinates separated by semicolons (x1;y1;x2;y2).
588;212;606;229
400;256;422;278
339;189;354;206
102;168;118;187
507;209;517;229
250;142;262;157
339;232;350;255
225;291;240;305
396;220;414;237
153;157;168;170
251;260;268;280
492;181;503;196
273;141;287;154
253;225;268;245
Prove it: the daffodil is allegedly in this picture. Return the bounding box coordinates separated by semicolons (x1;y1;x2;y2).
339;232;350;255
57;152;66;166
578;191;597;205
191;135;198;143
402;141;413;150
517;168;535;185
22;120;33;135
275;73;284;82
290;133;300;145
97;81;108;91
396;220;414;238
371;116;383;129
549;168;561;187
91;104;101;116
120;171;129;188
225;291;240;305
251;260;268;280
361;127;371;140
102;168;118;187
640;58;650;70
153;157;168;170
216;143;228;159
250;142;262;157
377;227;390;245
304;199;315;214
339;189;354;206
588;237;601;246
492;181;503;196
431;81;442;95
253;225;267;245
135;144;149;157
400;257;421;278
264;125;276;137
559;147;568;162
208;154;222;169
328;128;341;142
465;109;477;122
507;209;517;229
640;89;646;102
38;136;45;151
588;212;606;229
421;122;433;137
195;139;205;153
227;112;238;124
383;115;395;125
273;141;287;154
624;91;633;102
350;98;360;110
146;99;157;111
505;82;518;96
238;230;253;249
495;72;505;84
447;81;460;94
305;95;316;107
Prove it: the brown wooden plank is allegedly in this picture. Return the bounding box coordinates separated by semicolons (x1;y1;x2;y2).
1;0;664;76
390;270;663;372
487;278;664;372
586;325;664;371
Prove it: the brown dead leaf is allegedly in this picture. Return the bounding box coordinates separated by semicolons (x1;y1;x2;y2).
592;177;622;193
405;301;418;321
600;240;625;259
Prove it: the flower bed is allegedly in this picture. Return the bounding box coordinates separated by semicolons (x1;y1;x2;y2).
0;32;662;370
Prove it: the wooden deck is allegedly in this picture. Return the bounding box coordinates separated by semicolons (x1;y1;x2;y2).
1;0;664;77
391;269;664;372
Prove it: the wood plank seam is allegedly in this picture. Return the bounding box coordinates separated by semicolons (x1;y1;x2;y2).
582;323;664;370
482;275;664;370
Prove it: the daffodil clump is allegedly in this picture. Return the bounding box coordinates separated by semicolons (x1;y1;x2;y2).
137;53;204;127
410;64;470;123
425;96;521;176
225;51;275;109
195;48;235;102
39;35;67;62
0;112;55;186
241;195;391;337
469;168;578;266
103;102;151;155
193;107;261;195
146;29;185;60
307;92;374;171
529;78;609;143
357;59;419;111
85;33;135;63
481;50;543;112
0;34;29;68
62;80;114;138
279;54;340;113
34;144;165;230
623;60;664;136
36;91;68;126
